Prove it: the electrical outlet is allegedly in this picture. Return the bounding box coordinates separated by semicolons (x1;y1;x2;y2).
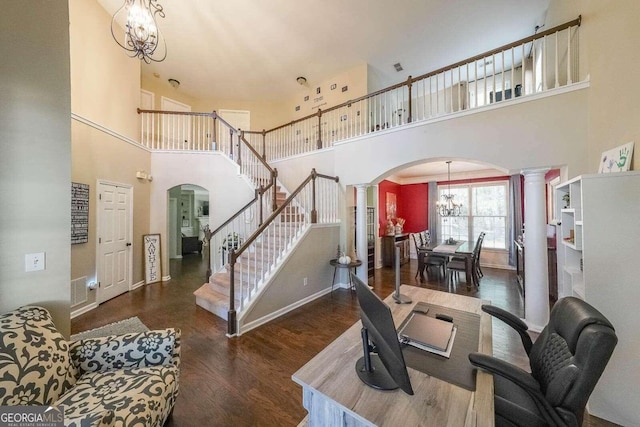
303;277;308;286
25;252;45;272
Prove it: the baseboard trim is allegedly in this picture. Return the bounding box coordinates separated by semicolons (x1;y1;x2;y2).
238;287;333;336
161;275;171;282
71;302;98;319
131;280;145;290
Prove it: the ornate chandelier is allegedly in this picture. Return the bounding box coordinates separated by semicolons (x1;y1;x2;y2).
437;161;462;217
111;0;167;63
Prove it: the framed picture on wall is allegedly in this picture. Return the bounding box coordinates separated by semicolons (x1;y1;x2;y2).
143;234;162;285
386;192;397;219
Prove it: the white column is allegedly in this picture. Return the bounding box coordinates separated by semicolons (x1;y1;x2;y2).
522;168;550;331
355;184;368;283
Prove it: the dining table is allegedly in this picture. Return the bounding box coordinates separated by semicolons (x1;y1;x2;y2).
419;239;478;287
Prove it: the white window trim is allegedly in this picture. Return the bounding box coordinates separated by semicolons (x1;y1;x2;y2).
438;180;509;250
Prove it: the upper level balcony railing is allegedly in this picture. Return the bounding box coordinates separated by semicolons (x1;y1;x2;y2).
138;17;581;162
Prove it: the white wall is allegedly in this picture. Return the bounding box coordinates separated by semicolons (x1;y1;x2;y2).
240;225;340;329
150;152;255;277
0;1;72;335
334;86;589;186
543;2;640;424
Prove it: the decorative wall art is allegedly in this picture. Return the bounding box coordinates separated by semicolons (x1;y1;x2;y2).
71;182;89;244
598;142;634;173
143;234;162;284
386;192;397;220
331;83;337;90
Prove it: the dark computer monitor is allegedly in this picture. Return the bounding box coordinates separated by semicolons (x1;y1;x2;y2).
352;273;414;395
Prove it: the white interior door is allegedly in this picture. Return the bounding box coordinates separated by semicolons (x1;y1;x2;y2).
217;109;250;154
97;182;132;303
140;89;154;110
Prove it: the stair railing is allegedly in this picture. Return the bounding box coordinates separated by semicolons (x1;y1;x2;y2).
226;169;340;335
252;16;582;161
139;18;581;163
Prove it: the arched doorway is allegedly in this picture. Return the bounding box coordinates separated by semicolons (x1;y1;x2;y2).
167;184;210;271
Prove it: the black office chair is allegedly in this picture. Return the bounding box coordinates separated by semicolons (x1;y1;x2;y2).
469;297;617;427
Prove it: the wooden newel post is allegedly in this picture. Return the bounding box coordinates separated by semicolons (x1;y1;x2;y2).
212;111;218;150
228;250;237;336
311;168;318;223
237;130;243;167
258;186;264;226
407;76;413;123
229;128;234;159
202;225;213;281
272;168;278;211
261;129;266;160
317;109;323;150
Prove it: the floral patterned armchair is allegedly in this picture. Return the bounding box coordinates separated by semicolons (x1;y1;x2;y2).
0;306;180;426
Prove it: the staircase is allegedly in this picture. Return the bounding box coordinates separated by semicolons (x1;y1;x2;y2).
194;184;303;322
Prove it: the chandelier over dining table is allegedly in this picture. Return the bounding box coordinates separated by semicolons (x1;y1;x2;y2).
437;161;462;217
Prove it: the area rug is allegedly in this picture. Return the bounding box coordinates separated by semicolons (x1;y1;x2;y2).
71;317;149;341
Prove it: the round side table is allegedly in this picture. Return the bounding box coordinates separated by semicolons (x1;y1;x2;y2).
329;258;363;292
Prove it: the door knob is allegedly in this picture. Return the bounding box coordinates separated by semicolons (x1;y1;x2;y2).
126;242;132;247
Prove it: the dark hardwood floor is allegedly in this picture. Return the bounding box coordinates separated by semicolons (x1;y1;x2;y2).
72;254;615;427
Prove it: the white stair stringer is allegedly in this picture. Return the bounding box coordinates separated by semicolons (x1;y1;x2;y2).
194;218;309;332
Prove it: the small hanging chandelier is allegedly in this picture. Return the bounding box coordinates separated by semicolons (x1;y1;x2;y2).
437;161;462;217
111;0;167;63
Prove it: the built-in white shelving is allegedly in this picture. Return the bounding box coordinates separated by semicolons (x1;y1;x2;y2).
554;171;640;423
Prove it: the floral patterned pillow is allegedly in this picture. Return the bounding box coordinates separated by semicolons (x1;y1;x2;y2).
68;329;179;377
0;306;75;405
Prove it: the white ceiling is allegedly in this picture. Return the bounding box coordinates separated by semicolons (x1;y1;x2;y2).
99;0;550;102
99;0;551;181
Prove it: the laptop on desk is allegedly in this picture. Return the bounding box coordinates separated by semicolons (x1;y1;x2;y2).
397;305;456;356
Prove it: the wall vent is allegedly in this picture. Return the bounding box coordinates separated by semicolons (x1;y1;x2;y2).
71;276;88;306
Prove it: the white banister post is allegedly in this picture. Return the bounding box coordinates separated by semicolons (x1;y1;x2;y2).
522;168;550;331
355;184;368;283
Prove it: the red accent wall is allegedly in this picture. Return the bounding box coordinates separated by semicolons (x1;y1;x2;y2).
398;183;428;233
545;169;560;182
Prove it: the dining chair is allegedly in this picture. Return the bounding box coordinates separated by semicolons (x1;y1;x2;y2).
412;233;446;280
446;233;484;288
474;232;486;279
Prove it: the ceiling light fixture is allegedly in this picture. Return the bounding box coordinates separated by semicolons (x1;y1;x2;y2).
296;76;308;86
437;161;462;218
168;78;180;88
111;0;167;63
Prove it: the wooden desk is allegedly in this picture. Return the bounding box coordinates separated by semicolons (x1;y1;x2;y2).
292;286;494;427
421;241;477;287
